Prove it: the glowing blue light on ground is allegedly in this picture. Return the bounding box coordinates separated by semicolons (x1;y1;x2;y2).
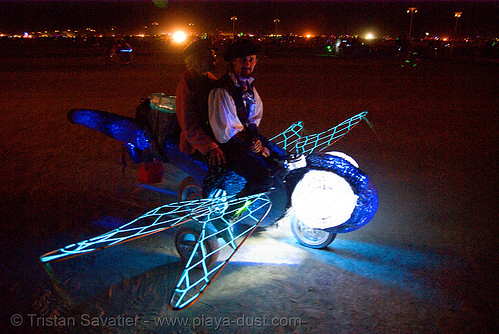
302;239;462;309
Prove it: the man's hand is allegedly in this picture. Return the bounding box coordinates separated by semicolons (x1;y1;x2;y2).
250;139;270;157
208;146;226;166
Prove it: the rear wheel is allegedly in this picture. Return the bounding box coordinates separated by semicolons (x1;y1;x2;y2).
174;224;219;268
290;212;336;249
178;176;202;201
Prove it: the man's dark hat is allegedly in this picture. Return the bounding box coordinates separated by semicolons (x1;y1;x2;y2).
223;38;262;62
183;38;216;56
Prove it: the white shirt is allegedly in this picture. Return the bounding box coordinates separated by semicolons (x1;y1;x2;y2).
208;74;263;144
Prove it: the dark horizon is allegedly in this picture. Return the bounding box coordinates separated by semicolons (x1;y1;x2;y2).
1;1;497;39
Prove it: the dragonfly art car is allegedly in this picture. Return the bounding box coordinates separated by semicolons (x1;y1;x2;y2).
40;94;378;310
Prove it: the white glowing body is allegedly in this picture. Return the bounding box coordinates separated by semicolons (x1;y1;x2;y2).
291;169;358;229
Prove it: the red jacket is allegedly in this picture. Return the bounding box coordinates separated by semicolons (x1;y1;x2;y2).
175;70;218;155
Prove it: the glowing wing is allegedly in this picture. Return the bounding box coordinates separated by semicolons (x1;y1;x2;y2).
40;194;266;263
40;192;271;310
271;112;368;155
169;192;271;310
269;121;304;151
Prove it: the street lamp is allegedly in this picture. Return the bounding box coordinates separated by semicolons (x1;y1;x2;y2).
407;7;417;40
231;16;237;39
451;12;462;53
274;18;280;37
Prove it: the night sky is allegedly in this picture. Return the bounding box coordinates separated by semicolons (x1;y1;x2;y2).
0;0;497;39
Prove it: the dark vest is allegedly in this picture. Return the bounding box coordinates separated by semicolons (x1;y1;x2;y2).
215;72;254;127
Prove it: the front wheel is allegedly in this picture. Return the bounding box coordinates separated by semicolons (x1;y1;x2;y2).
290;213;336;249
174;224;219;268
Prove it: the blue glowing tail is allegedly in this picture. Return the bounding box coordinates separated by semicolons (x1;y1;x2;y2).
68;108;151;151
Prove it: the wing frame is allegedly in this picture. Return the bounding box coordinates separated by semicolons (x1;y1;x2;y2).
39;192;272;311
270;112;368;155
39;197;234;263
169;192;272;310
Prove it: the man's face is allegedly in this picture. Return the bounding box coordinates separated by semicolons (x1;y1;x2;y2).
232;55;257;79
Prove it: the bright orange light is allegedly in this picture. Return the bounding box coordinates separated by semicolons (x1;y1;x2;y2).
172;30;187;43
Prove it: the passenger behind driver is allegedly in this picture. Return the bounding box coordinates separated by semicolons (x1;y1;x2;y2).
175;39;226;166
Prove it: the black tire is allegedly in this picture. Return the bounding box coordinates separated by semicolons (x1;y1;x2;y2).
290;212;336;249
174;224;219;268
178;176;202;201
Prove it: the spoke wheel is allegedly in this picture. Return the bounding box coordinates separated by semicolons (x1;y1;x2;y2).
290;213;336;249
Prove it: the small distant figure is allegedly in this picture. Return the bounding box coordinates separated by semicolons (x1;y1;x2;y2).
107;35;133;65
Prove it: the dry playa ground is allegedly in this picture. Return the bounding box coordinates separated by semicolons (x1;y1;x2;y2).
0;50;497;333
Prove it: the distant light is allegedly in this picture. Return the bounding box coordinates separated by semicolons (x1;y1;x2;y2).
172;30;187;43
306;34;312;38
366;33;374;40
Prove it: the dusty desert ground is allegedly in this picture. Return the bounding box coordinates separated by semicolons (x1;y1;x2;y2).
0;47;497;333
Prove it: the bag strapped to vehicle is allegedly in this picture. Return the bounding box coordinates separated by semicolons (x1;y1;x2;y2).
135;94;181;162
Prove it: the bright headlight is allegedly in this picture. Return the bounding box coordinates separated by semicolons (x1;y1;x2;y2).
291;169;358;229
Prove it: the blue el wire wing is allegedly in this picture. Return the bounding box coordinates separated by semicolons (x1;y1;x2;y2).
39;193;268;264
39;198;220;263
270;111;368;155
269;121;304;151
169;193;271;310
39;193;271;310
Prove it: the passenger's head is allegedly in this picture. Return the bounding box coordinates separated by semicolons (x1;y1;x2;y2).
183;38;217;74
223;39;261;79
